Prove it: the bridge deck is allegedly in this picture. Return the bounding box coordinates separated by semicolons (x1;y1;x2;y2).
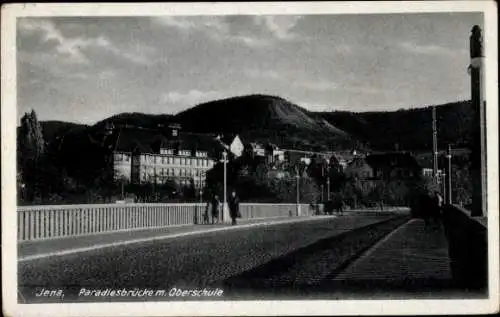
18;216;329;261
328;218;459;298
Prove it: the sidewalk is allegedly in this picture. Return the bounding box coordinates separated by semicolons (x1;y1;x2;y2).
330;218;461;297
18;215;333;261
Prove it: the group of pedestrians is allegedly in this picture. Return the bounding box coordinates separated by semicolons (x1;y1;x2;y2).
421;191;444;228
203;190;241;225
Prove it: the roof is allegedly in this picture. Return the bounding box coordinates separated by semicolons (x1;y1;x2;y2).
249;142;264;148
176;132;224;154
112;127;170;153
111;127;223;156
365;153;421;169
216;134;240;147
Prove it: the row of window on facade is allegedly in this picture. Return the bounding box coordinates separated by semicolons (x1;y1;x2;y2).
138;174;206;188
115;152;214;168
159;148;208;157
422;168;445;178
138;167;209;178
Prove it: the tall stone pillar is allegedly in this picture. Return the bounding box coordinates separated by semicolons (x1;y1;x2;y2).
469;25;487;217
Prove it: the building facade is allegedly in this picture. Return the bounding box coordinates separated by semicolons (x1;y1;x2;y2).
110;124;220;189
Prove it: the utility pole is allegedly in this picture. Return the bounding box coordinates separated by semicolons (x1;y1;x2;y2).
221;151;229;223
447;144;453;204
296;166;300;216
121;180;124;200
442;172;447;202
432;106;438;182
199;171;203;223
327;164;331;201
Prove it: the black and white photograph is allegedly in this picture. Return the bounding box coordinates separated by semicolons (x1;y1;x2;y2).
2;1;498;316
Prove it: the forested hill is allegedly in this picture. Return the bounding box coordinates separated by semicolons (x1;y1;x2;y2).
316;100;476;151
34;96;476;153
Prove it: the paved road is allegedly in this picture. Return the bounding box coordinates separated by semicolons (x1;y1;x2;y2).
19;212;407;302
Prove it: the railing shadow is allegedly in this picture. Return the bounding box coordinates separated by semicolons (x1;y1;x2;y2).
441;204;488;292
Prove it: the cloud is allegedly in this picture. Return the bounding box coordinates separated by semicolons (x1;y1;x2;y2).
152;16;274;48
161;90;226;107
297;80;336;92
342;85;386;95
153;16;229;34
298;101;334;112
18;18;107;64
252;16;303;41
18;18;156;65
244;68;336;92
398;41;467;56
244;69;282;80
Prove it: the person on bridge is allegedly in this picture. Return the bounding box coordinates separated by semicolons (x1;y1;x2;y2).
211;194;220;224
203;198;211;224
229;190;240;225
431;192;444;226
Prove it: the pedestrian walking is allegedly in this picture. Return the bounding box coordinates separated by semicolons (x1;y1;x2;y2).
431;192;443;226
203;199;211;224
211;194;220;224
422;193;433;227
229;190;240;225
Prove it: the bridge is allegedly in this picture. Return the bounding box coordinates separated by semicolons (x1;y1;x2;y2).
17;203;487;303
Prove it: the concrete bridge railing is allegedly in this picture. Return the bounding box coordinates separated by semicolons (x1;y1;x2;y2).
17;203;315;242
441;204;488;290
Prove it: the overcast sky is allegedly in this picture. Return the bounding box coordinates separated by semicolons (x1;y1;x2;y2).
17;12;483;124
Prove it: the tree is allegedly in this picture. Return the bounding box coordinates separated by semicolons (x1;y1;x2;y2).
451;162;473;206
182;178;197;201
18;110;45;202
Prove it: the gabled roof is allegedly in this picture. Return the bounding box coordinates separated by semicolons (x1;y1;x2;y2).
176;132;224;154
365;152;421;169
112;127;169;153
110;127;223;156
215;133;240;147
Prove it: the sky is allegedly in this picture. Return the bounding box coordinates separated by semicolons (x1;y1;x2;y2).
17;12;483;124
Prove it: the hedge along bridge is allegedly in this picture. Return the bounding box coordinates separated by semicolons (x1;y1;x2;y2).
17;203;317;242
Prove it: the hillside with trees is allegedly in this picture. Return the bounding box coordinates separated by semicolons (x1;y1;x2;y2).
17;95;479;206
317;100;476;151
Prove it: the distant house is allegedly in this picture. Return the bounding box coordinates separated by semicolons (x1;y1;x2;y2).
329;150;362;170
245;142;265;157
365;152;422;181
300;157;311;165
264;143;285;163
414;154;445;179
344;152;421;181
344;157;374;180
284;150;305;166
216;134;244;158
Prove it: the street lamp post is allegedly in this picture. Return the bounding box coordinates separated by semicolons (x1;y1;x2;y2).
442;172;447;203
446;145;452;204
326;165;331;201
220;150;229;223
296;167;300;216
